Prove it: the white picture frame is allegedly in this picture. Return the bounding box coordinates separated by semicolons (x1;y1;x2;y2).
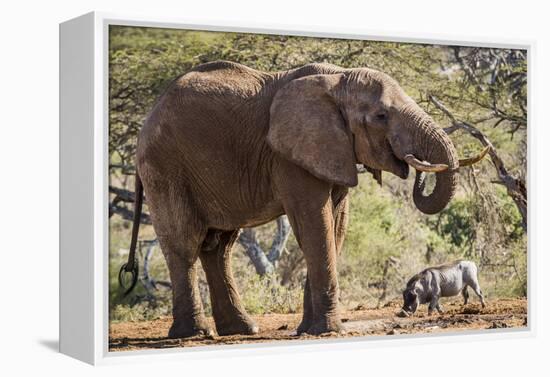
59;11;534;365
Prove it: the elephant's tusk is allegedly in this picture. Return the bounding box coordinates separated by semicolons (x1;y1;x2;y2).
459;146;490;167
403;154;449;173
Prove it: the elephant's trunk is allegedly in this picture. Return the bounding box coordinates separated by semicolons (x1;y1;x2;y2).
405;106;459;215
410;119;459;215
413;167;457;215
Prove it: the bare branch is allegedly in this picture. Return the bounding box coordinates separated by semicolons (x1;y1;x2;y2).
109;185;137;203
139;240;172;292
429;95;526;230
267;216;291;262
109;202;152;224
238;216;292;275
239;228;275;275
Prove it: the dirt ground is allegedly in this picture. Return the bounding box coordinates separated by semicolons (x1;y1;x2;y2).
109;297;527;351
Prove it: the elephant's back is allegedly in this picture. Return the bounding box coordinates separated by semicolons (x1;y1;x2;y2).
175;60;273;100
145;61;274;134
136;61;280;229
140;61;272;144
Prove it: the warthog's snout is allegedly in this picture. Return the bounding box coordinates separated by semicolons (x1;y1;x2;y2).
396;309;411;318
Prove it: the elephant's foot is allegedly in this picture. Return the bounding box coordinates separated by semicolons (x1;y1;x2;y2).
296;316;312;335
296;321;311;335
299;317;344;336
215;315;259;336
168;317;215;339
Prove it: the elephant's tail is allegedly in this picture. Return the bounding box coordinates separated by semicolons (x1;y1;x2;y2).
118;172;144;296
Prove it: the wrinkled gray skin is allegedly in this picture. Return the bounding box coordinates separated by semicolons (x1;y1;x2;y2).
399;261;486;317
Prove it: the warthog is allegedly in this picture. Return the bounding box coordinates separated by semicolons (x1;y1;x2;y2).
398;260;486;317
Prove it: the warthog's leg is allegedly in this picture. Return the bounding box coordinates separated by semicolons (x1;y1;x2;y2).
462;286;470;305
471;283;486;308
465;266;486;308
466;276;486;308
428;296;440;315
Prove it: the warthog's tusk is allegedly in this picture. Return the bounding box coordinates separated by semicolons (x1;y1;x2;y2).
459;146;490;167
396;309;410;318
403;154;449;173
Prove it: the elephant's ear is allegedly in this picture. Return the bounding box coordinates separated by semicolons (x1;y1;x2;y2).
267;74;358;187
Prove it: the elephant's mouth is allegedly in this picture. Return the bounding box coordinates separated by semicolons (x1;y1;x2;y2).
386;139;410;180
359;153;409;184
393;156;410;179
357;138;410;182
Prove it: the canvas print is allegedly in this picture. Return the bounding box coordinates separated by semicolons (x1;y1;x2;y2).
108;25;527;352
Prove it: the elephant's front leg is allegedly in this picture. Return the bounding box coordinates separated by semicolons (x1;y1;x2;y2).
297;194;349;335
275;160;344;335
299;212;341;334
297;275;313;334
286;201;342;335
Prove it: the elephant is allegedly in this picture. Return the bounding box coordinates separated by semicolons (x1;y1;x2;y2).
120;60;488;337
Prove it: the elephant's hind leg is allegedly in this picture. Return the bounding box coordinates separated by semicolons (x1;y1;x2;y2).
199;229;258;336
143;179;213;339
158;230;213;339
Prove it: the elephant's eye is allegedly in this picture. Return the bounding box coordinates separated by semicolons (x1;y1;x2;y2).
376;113;388;121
